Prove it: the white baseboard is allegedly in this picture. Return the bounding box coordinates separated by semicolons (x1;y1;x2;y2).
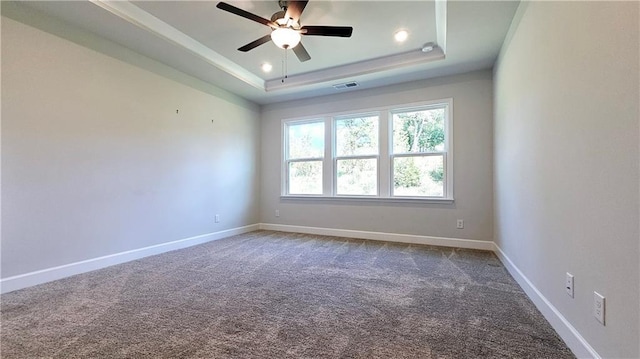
0;222;597;359
0;224;259;294
259;223;494;251
493;244;600;359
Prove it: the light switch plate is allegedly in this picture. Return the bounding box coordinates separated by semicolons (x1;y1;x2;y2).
594;291;605;325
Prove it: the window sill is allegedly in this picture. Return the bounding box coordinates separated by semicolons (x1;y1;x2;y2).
280;195;454;205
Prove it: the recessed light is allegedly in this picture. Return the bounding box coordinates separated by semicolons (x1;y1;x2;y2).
261;63;273;73
394;29;409;43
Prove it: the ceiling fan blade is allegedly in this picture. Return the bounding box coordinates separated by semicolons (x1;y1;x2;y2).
293;42;311;62
216;2;276;28
238;34;273;52
284;0;308;24
301;25;353;37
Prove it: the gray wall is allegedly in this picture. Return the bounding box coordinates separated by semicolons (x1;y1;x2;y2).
1;17;261;278
260;71;494;241
494;2;639;358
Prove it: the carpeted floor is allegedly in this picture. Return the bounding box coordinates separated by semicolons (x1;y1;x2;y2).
1;230;574;358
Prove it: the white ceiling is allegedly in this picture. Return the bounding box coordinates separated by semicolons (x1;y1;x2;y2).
12;0;519;105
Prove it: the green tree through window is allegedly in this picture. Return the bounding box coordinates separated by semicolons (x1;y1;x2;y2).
393;107;446;196
335;116;378;195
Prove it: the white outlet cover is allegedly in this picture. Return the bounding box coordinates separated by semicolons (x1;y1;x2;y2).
565;273;574;298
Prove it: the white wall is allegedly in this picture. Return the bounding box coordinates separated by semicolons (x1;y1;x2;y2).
494;2;639;358
261;71;494;241
1;17;260;278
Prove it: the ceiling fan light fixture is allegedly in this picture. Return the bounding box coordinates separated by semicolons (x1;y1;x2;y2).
271;27;301;49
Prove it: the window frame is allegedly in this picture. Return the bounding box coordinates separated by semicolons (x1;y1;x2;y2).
333;113;381;197
389;101;453;199
282;118;326;196
281;98;454;203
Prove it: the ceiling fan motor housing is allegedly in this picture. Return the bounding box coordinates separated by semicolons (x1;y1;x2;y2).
271;11;287;25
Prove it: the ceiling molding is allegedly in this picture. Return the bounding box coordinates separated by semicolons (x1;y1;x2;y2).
89;0;265;90
265;47;446;91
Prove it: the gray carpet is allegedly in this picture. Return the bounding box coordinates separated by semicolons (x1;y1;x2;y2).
1;230;574;358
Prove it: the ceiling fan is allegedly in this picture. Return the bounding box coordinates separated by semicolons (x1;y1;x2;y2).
216;0;353;62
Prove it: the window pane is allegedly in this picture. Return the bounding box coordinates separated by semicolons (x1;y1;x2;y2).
392;108;445;154
288;122;324;159
335;116;378;156
336;159;377;195
289;161;322;195
393;156;444;197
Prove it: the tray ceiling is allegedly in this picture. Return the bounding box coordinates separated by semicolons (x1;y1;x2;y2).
5;1;520;104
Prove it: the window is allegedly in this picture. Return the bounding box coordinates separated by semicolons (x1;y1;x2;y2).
335;115;379;196
282;99;453;202
284;120;324;195
391;105;448;197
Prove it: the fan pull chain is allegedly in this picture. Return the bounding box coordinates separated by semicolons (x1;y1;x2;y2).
281;48;289;83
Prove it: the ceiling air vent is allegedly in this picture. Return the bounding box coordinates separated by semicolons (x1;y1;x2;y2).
333;81;359;90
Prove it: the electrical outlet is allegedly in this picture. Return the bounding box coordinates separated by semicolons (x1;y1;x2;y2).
456;219;464;229
594;291;605;325
565;273;574;298
215;214;220;223
275;209;280;217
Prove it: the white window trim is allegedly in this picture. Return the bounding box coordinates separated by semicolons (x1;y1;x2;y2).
281;98;454;204
282;118;325;196
334;112;381;197
389;99;454;200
